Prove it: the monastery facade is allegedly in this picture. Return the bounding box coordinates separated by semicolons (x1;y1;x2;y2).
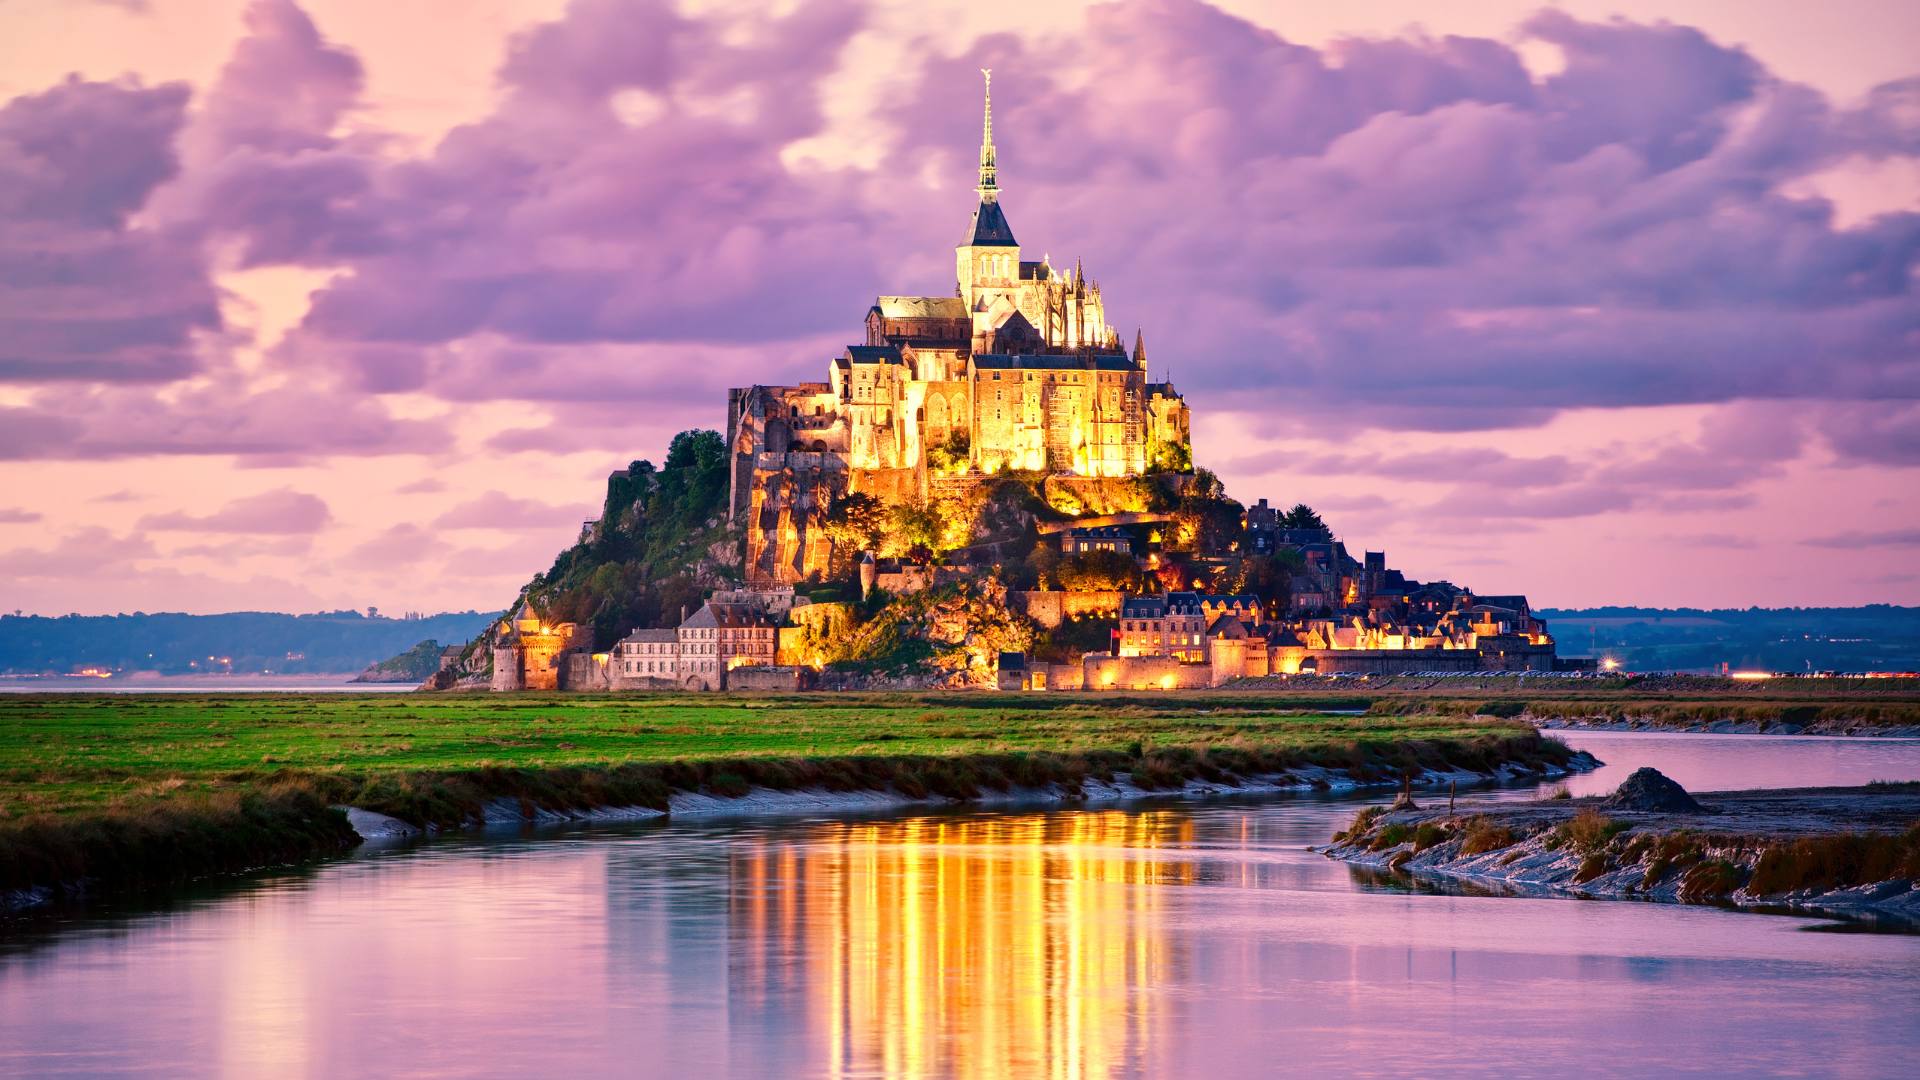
728;74;1192;585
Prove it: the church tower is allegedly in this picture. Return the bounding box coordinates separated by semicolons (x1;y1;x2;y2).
956;70;1021;346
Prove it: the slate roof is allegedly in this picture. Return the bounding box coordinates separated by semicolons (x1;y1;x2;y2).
845;344;903;365
1121;592;1259;618
875;296;967;320
680;602;775;630
1470;595;1532;615
973;353;1135;372
965;198;1018;246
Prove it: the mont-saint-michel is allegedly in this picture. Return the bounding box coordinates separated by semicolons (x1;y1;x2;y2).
7;4;1920;1075
452;75;1567;695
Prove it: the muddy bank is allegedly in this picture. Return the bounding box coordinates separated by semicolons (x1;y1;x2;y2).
1320;778;1920;922
1534;715;1920;738
4;742;1599;915
341;756;1602;840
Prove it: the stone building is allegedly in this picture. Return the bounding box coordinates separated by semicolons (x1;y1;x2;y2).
1117;593;1261;662
489;603;587;691
728;73;1192;585
1062;525;1133;555
605;597;780;691
1090;587;1560;688
611;628;679;687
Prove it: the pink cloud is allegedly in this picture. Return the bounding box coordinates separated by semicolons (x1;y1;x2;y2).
1;0;1917;610
430;491;593;530
139;488;332;533
0;527;156;577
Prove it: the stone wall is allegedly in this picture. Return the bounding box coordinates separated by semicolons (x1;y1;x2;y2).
1082;655;1213;691
727;665;807;691
564;652;613;691
1009;589;1124;628
740;460;847;586
1269;648;1482;676
608;673;682;692
1040;661;1086;690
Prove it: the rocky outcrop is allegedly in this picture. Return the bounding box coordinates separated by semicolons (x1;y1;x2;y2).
1320;779;1920;922
1602;767;1709;813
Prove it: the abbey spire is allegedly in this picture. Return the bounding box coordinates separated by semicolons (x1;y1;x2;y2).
962;69;1016;247
977;68;998;202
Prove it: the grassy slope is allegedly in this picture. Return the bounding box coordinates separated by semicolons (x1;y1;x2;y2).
0;692;1578;896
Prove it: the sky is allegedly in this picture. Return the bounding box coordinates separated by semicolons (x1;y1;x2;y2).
0;0;1916;616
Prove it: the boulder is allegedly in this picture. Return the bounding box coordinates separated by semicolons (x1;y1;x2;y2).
1602;767;1708;813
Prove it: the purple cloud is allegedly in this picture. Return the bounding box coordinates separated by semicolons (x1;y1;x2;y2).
139;489;333;533
0;527;156;577
174;0;1914;464
2;0;1916;537
0;508;43;524
1804;528;1920;549
0;383;447;462
430;491;593;530
0;76;220;383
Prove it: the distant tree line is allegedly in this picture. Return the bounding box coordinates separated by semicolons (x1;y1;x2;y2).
0;610;493;676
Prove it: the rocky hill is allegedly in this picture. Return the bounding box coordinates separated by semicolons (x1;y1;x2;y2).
431;429;741;684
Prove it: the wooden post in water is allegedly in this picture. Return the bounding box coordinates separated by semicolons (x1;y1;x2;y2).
1390;770;1418;811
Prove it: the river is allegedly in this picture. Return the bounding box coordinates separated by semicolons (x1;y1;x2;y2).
3;732;1917;1078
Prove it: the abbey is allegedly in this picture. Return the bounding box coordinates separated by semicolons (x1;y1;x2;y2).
728;74;1192;585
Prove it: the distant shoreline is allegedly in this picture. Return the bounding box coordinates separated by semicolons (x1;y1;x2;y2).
0;674;410;693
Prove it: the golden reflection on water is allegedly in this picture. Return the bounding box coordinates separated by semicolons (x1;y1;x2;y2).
729;811;1196;1079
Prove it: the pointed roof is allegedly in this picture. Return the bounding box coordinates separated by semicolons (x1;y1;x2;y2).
965;198;1018;246
962;70;1018;247
1132;329;1147;369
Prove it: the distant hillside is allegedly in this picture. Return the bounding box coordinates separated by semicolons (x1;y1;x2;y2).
0;610;495;677
1541;605;1920;673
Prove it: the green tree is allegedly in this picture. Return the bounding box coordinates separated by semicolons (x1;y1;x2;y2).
1234;550;1305;617
888;504;943;558
1280;503;1327;532
824;490;888;576
1054;550;1146;593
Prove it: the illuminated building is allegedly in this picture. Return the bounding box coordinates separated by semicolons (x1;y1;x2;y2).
728;72;1192;586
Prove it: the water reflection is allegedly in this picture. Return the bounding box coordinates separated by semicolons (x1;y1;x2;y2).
723;812;1194;1078
3;734;1919;1078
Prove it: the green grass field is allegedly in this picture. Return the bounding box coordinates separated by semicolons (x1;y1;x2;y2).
1;691;1520;816
0;691;1588;898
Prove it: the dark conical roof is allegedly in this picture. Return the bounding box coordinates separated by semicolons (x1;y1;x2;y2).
965;198;1018;247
